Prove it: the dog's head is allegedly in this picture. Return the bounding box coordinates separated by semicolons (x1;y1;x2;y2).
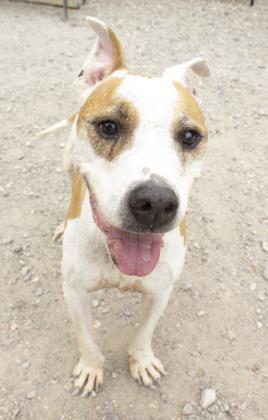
72;17;210;277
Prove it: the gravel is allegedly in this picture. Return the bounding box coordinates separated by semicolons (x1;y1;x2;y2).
0;0;267;419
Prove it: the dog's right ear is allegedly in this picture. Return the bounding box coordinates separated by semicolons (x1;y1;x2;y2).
163;57;210;95
74;17;126;93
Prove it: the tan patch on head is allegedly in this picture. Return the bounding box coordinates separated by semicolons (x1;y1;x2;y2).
173;82;207;132
77;77;139;161
172;82;208;163
65;170;86;222
179;218;187;245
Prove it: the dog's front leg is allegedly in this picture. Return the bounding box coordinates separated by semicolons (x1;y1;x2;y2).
63;282;104;396
128;286;173;386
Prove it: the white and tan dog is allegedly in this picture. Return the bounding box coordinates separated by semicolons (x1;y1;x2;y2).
49;17;210;396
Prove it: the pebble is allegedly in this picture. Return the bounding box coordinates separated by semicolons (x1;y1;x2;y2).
10;321;18;331
21;266;30;277
2;237;14;245
258;291;265;302
227;330;236;342
102;307;110;314
13;245;23;254
22;361;30;369
35;288;43;297
262;241;268;252
200;388;216;409
249;282;257;291
182;402;195;416
27;390;36;399
256;321;263;329
181;282;193;292
111;372;118;379
197;310;205;317
92;298;99;308
263;267;268;281
93;320;101;329
64;382;73;392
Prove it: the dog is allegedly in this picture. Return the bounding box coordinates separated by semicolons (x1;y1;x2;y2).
46;17;210;396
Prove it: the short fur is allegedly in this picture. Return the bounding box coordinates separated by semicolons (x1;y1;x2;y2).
49;17;210;395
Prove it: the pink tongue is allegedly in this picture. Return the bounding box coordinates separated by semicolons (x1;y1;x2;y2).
107;228;163;277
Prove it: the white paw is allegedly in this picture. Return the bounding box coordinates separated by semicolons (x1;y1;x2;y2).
129;350;167;387
72;357;104;397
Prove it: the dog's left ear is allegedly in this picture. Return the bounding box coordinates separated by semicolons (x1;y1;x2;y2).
163;57;210;94
74;17;126;92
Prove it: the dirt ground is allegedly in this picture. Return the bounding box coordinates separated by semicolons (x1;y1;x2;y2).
0;0;268;419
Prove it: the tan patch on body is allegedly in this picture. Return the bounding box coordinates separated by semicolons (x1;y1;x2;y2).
65;170;86;222
179;218;187;245
118;279;149;294
172;82;208;162
77;77;139;161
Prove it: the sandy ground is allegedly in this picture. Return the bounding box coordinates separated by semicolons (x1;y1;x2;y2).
0;0;268;419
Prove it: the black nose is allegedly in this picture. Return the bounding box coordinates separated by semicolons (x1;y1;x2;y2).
128;182;179;231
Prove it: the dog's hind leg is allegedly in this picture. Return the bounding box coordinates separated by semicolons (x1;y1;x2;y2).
128;286;173;387
63;282;104;396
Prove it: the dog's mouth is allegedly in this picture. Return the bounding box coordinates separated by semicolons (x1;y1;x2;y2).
89;194;164;277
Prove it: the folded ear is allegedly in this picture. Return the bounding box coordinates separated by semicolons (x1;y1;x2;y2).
74;17;126;92
163;57;210;94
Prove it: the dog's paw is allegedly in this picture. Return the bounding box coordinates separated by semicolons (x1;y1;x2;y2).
72;357;104;397
53;222;65;243
129;350;167;387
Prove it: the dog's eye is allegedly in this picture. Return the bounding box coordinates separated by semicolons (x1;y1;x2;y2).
180;129;201;149
98;120;118;138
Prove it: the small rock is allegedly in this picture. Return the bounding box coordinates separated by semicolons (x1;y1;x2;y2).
10;321;18;331
223;403;230;412
181;282;193;292
227;330;236;342
182;402;195;416
256;321;263;329
263;267;268;281
35;288;43;297
92;298;99;308
111;372;117;379
200;388;216;409
27;390;36;399
13;245;23;254
148;400;158;409
249;282;257;291
21;266;30;277
197;310;205;317
102;307;109;314
93;320;101;329
262;241;268;252
258;291;265;302
32;276;40;283
22;361;30;369
2;237;14;245
64;382;73;392
187;369;196;378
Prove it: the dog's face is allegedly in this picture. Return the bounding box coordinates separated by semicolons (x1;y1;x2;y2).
72;18;210;277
